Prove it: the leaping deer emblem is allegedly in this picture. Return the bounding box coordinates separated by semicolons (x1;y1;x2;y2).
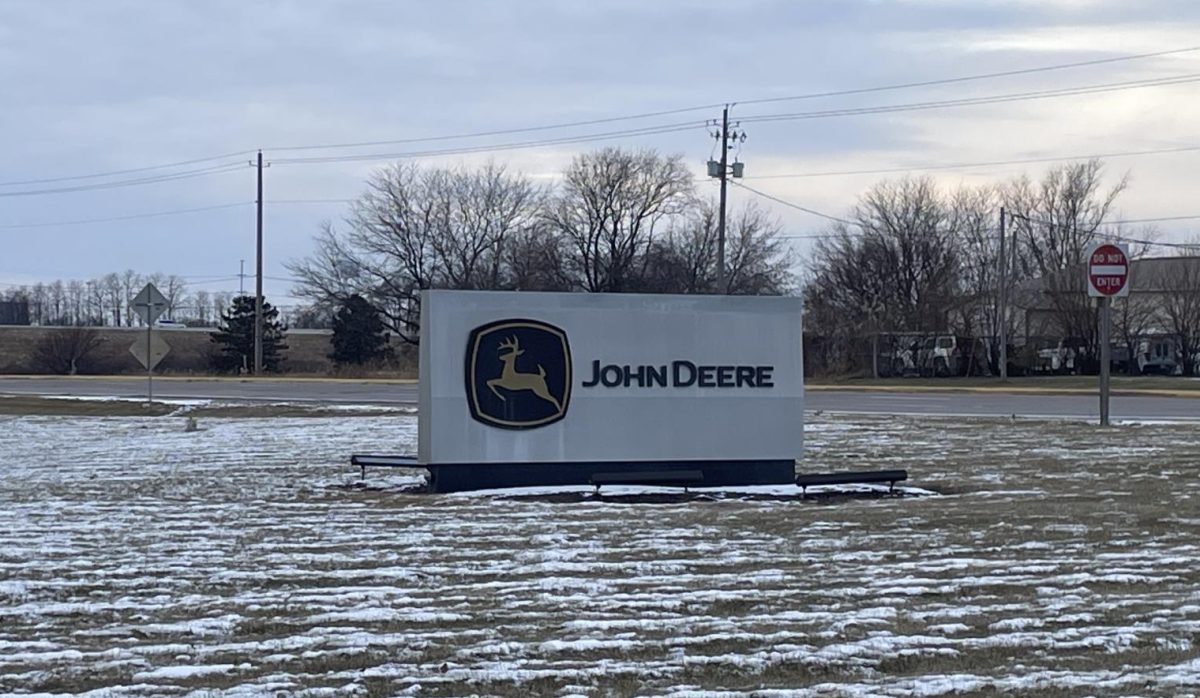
487;336;562;411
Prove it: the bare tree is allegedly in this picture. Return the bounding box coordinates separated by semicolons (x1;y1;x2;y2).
1005;160;1128;364
1157;254;1200;376
288;152;785;346
193;290;212;325
49;281;65;324
162;275;188;319
948;186;997;333
120;269;141;326
1112;294;1161;375
29;282;47;325
505;225;573;292
32;327;105;374
646;200;792;294
66;280;85;325
648;204;719;294
544;147;692;292
807;177;958;337
211;292;232;324
101;273;123;327
289;162;542;342
287;222;372;321
438;162;542;289
85;279;105;325
723;203;795;295
1007;161;1127;276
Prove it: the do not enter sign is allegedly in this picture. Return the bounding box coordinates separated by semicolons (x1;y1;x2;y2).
1087;242;1130;298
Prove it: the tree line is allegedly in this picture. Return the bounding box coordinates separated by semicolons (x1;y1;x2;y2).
805;159;1200;375
0;273;329;329
287;147;794;342
26;293;394;375
2;272;225;327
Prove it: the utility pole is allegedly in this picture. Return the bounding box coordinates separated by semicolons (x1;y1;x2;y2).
254;150;264;376
239;259;245;296
717;106;729;294
707;106;745;294
998;207;1008;380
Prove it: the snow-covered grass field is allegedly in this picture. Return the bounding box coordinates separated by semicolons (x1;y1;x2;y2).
1;408;1199;696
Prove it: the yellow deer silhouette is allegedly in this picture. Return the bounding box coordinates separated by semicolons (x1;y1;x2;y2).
487;336;562;411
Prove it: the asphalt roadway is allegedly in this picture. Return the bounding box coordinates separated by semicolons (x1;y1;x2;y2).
1;376;1199;420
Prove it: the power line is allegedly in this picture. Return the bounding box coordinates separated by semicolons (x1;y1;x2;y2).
737;45;1200;108
271;121;707;165
0;202;251;230
265;45;1200;152
1006;210;1200;228
0;150;256;188
1109;232;1200;249
739;73;1200;125
4;44;1194;188
268;108;723;153
0;163;246;198
272;198;355;204
730;181;858;226
273;74;1200;167
1101;214;1200;225
745;145;1200;180
1006;213;1200;249
272;75;1200;166
734;181;1200;241
0;197;354;231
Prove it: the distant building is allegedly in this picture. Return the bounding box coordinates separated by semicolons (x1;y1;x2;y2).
1019;256;1200;338
0;300;30;326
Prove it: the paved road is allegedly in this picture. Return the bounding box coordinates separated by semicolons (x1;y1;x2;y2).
1;377;1198;420
808;390;1200;421
0;377;421;405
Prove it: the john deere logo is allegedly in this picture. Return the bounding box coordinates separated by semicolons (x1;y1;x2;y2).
466;319;571;429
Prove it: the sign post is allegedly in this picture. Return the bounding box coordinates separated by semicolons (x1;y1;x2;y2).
131;283;170;403
1086;243;1130;426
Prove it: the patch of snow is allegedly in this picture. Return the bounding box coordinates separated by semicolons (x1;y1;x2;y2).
133;663;242;680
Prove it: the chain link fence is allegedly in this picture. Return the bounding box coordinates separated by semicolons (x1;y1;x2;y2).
803;332;1193;379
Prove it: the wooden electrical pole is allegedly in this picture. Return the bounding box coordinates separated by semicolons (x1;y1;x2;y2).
998;207;1007;380
716;105;729;294
254;150;264;376
708;105;746;294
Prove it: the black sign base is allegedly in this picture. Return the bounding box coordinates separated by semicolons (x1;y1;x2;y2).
427;459;796;493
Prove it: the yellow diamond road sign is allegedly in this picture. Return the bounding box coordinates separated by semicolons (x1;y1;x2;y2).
130;333;171;370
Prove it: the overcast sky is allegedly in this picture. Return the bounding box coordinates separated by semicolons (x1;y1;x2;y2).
2;0;1198;306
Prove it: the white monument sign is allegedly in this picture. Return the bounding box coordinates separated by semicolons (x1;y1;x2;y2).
418;290;804;466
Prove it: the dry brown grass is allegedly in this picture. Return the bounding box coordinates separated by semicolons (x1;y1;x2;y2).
1;413;1198;696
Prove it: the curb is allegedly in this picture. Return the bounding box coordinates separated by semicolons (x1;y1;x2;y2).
805;384;1200;399
0;375;418;385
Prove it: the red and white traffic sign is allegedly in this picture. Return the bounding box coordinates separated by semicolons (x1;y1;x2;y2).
1087;242;1130;298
